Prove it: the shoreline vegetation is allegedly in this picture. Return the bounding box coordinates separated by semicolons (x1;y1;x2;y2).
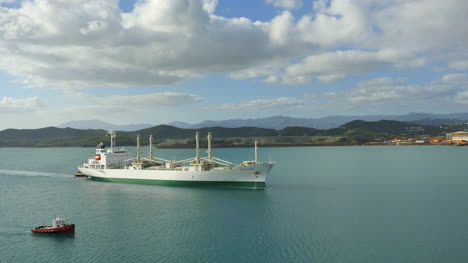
0;120;465;148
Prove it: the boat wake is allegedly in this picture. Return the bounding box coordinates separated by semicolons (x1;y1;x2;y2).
0;169;70;178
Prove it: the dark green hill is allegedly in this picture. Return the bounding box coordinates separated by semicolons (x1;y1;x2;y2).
279;120;440;138
337;120;440;137
0;125;280;147
0;127;107;147
0;120;443;147
279;126;319;136
0;127;104;139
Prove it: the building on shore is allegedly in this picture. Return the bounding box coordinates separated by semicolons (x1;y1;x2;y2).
427;137;443;143
414;140;430;144
446;131;468;144
391;137;408;144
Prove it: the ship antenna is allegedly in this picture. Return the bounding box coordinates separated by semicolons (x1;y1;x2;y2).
207;132;212;161
149;135;153;160
195;132;200;164
136;134;140;163
255;141;258;164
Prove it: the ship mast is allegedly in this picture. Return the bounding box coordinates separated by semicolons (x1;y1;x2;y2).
195;132;200;164
149;135;153;160
207;132;212;161
255;141;258;164
136;134;140;163
107;131;115;152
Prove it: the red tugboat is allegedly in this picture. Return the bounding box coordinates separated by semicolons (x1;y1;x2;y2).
32;218;75;234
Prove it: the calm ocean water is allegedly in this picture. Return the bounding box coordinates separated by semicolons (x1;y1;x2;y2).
1;146;468;262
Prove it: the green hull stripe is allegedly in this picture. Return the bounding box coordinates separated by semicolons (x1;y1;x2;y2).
89;176;266;189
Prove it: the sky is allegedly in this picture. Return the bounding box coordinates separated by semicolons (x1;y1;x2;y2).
0;0;467;130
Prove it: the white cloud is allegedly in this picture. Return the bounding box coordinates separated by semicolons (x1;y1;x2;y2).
0;0;315;89
297;0;369;46
372;0;468;52
454;91;468;104
0;96;46;113
0;0;466;90
202;0;218;14
204;97;303;111
394;57;427;69
442;73;468;84
64;91;202;106
105;92;202;106
282;75;309;85
357;77;407;88
324;75;465;108
449;60;468;71
265;0;302;10
268;11;294;45
245;75;468;113
79;20;107;35
278;49;402;84
122;0;208;33
32;105;134;124
264;75;279;84
229;68;272;80
246;0;468;84
203;74;468;114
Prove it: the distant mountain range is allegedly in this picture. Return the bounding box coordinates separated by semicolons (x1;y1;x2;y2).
55;113;468;131
57;120;153;132
168;113;468;130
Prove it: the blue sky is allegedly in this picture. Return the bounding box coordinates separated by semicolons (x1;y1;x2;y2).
0;0;467;129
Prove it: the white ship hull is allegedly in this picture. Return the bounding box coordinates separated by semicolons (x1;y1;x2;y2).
79;163;273;189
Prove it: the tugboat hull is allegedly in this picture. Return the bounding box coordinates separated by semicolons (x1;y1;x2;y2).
32;224;75;234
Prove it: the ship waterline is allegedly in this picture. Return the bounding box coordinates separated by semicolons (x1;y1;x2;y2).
78;131;274;189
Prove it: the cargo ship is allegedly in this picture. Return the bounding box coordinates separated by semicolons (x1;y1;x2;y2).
78;132;274;189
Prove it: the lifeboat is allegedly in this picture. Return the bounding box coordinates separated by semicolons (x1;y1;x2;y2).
32;218;75;234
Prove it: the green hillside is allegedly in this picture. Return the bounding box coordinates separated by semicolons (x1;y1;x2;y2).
0;120;443;147
337;120;440;137
0;127;107;147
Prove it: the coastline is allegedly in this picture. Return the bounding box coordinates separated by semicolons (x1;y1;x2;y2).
157;143;454;148
0;142;457;149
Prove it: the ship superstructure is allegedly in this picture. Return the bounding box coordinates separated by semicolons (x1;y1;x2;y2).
79;132;274;189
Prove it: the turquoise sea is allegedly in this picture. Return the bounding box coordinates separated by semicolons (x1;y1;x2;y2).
1;146;468;262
